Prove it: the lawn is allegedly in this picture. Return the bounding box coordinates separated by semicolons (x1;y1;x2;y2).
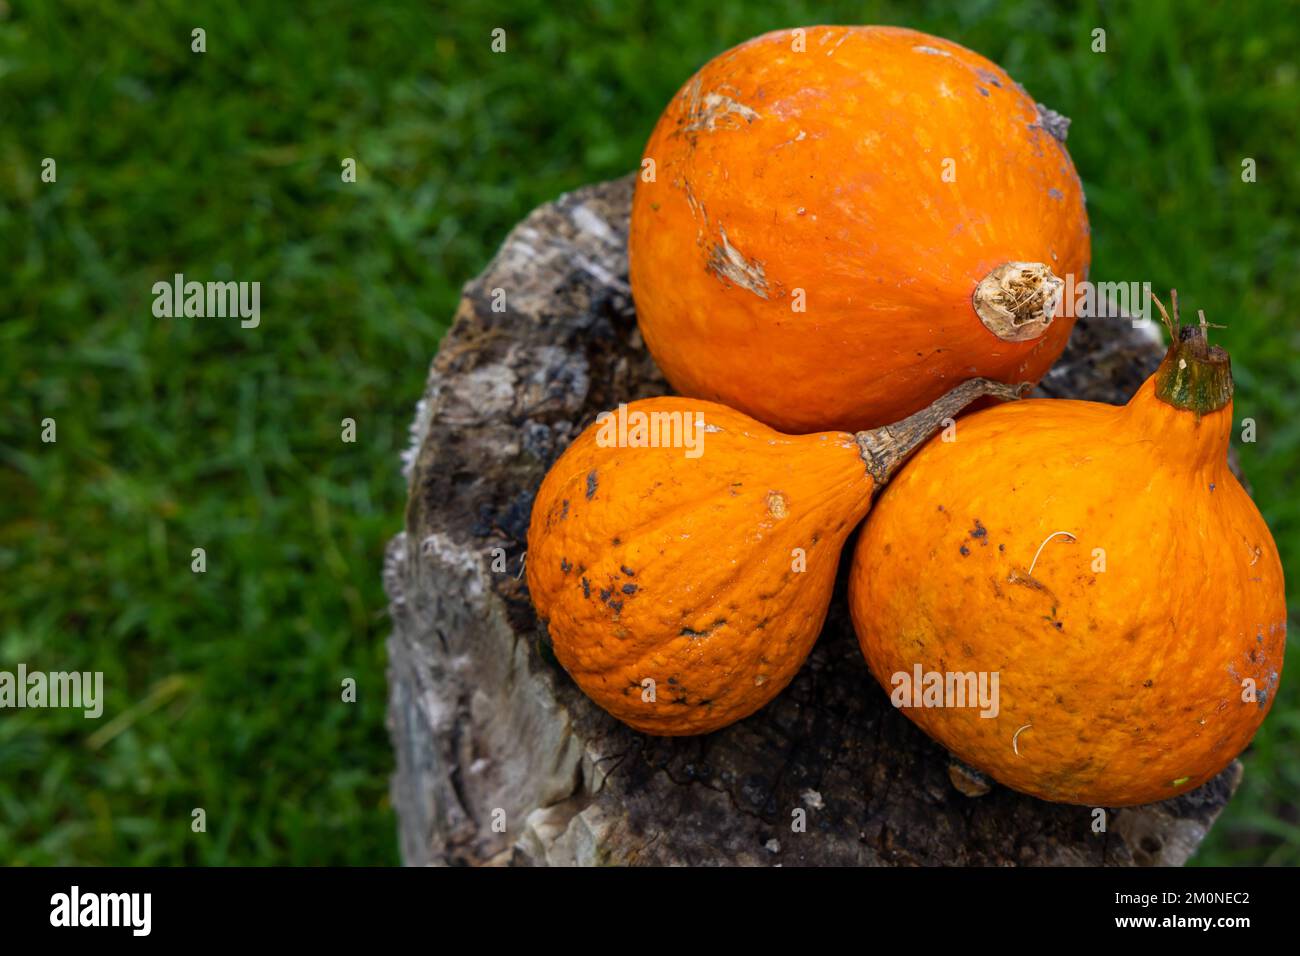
1;0;1296;864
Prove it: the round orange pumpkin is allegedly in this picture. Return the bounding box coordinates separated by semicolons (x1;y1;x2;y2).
848;309;1286;805
527;379;1025;735
630;25;1091;433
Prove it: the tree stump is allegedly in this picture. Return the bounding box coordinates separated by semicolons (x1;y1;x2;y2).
384;175;1240;866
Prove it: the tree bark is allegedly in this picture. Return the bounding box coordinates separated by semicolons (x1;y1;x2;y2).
384;175;1240;866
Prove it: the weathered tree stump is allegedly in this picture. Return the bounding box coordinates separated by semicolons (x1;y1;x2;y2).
384;175;1240;866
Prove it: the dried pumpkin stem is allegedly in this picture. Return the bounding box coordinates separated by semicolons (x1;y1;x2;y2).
856;378;1031;483
973;261;1064;342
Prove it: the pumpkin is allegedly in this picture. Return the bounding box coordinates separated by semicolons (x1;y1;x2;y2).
848;298;1286;805
629;25;1091;433
527;378;1027;735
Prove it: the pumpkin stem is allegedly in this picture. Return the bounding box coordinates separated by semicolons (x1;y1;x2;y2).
856;378;1031;483
973;261;1063;342
1152;294;1233;417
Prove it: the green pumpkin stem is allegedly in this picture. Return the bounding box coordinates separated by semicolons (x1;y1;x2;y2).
1150;290;1233;416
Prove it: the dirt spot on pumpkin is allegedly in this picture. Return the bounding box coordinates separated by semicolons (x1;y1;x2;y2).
970;519;989;544
1007;567;1060;604
766;491;789;519
681;77;761;133
680;618;726;639
676;176;709;239
1031;102;1071;143
586;470;598;499
707;226;770;299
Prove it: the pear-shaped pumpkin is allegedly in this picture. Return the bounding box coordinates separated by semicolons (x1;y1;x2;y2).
849;300;1286;805
528;379;1025;735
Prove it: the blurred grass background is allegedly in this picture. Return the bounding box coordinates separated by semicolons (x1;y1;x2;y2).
0;0;1296;864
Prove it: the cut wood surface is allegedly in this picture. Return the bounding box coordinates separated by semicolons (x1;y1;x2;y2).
384;174;1239;866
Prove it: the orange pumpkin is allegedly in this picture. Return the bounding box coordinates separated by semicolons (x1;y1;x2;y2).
848;301;1286;805
630;25;1090;433
527;378;1026;735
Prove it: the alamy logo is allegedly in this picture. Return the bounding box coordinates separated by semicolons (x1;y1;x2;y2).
891;665;1000;718
0;664;102;718
50;886;151;936
594;403;708;458
152;272;260;328
1051;275;1152;325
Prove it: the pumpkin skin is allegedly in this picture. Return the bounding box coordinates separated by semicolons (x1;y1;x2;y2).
527;380;1025;735
630;25;1091;433
848;329;1286;806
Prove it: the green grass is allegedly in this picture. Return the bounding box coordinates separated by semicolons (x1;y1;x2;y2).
1;0;1296;864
